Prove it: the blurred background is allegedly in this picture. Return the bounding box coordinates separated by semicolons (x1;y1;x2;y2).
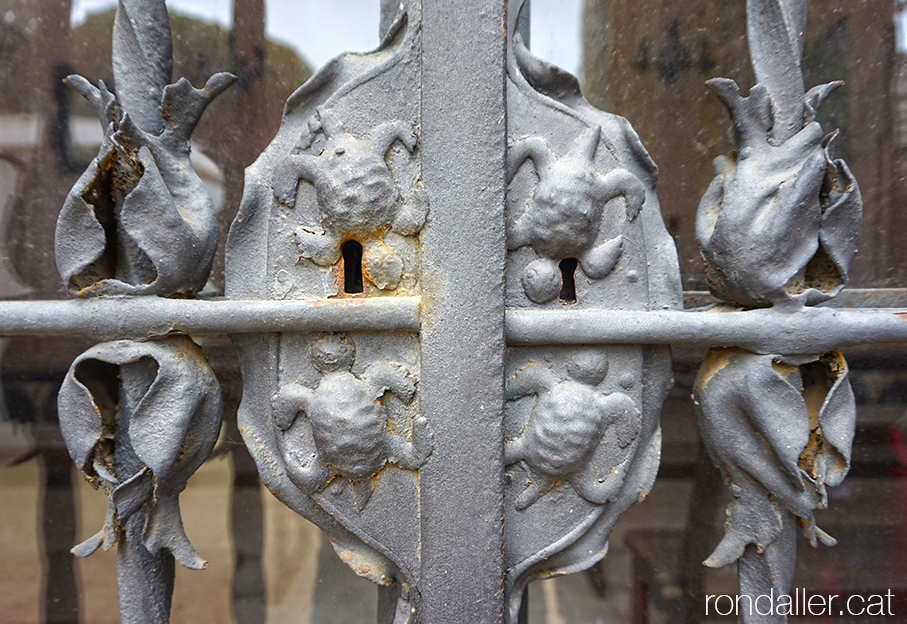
0;1;906;622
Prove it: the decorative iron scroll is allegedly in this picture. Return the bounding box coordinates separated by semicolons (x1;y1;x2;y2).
693;1;863;622
226;3;426;622
501;1;682;620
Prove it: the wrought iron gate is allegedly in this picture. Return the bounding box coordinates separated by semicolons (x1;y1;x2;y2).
1;0;905;623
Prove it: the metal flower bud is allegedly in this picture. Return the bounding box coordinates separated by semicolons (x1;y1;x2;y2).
696;0;861;309
693;348;855;568
58;337;222;623
696;80;862;308
55;0;236;296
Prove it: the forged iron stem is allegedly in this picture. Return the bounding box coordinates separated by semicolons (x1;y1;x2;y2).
0;299;905;355
737;513;797;624
0;300;906;354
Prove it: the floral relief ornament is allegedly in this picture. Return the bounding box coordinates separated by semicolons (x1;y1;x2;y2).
692;0;863;617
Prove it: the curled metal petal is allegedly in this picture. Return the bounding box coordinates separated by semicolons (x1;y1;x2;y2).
55;0;236;297
57;336;223;569
696;79;862;308
693;348;855;568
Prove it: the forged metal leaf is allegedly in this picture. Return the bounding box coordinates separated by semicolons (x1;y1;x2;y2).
143;493;207;569
814;155;862;302
693;348;856;567
58;337;222;568
747;0;807;143
116;146;219;295
811;351;856;487
160;73;238;141
112;0;172;135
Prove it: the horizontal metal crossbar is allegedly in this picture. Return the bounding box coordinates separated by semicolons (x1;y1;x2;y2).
506;307;907;354
0;297;422;339
0;297;905;354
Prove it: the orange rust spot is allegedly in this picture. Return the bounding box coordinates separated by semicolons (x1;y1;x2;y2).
897;313;907;323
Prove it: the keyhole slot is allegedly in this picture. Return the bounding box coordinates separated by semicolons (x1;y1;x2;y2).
342;240;364;293
559;258;578;304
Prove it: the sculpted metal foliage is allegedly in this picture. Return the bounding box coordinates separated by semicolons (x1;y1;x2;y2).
58;337;222;623
55;0;235;297
693;1;862;622
52;3;229;622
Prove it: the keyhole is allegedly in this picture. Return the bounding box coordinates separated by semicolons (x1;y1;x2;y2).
559;258;578;304
342;240;364;293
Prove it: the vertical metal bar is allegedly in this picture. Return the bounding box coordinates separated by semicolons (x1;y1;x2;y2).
419;0;507;621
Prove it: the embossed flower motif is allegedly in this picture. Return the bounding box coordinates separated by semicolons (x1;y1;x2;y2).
58;337;222;569
696;80;862;308
692;348;855;567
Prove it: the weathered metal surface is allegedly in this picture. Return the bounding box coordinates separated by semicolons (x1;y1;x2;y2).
0;297;421;338
501;1;681;620
226;3;428;621
54;0;235;297
3;300;907;352
272;334;432;512
693;349;855;556
684;288;907;309
14;0;900;622
57;336;222;624
4;299;907;351
418;0;507;620
692;1;862;622
505;307;907;352
51;2;230;621
697;0;861;309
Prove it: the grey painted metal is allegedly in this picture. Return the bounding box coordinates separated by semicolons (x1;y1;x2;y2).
58;337;222;624
226;3;431;620
505;307;907;352
697;0;861;310
1;301;907;353
500;0;680;619
0;297;420;338
692;1;863;622
13;0;899;622
55;0;235;297
51;2;231;621
684;288;907;309
419;0;507;621
0;297;907;353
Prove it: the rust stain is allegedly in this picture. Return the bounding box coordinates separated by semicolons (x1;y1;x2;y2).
695;346;746;389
